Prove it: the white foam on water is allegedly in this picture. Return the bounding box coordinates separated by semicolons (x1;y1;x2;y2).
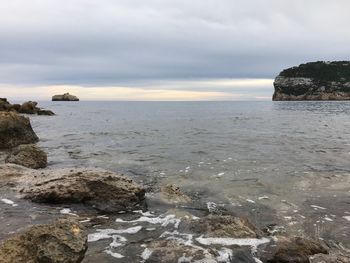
342;216;350;221
246;199;255;204
311;205;327;210
1;198;18;207
110;235;127;248
116;214;181;228
79;218;91;223
104;249;124;259
324;216;333;222
217;172;225;176
97;215;109;219
283;216;292;220
195;237;270;252
133;210;154;217
88;226;142;242
59;208;78;216
141;248;153;261
258;196;269;200
254;257;264;263
146;228;156;231
216;248;233;262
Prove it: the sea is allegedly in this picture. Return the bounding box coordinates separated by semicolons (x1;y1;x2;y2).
1;101;350;262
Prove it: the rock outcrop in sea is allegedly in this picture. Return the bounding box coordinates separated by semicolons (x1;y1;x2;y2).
0;164;146;212
0;112;39;149
0;219;87;263
5;144;47;169
0;99;54;115
273;61;350;100
52;93;79;101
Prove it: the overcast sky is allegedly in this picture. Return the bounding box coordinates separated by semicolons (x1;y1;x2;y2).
1;0;349;100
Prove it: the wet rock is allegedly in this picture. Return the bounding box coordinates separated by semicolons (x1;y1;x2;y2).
37;109;55;116
265;236;328;263
159;184;192;204
309;251;350;263
52;93;79;101
0;112;38;149
18;101;40;114
180;215;261;238
5;144;47;169
0;99;54;115
20;168;145;212
0;164;32;187
0;219;87;263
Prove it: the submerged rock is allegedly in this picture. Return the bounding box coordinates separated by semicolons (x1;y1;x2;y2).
0;112;38;149
273;61;350;101
180;215;261;238
0;219;87;263
158;184;192;204
144;240;216;263
19;168;145;212
265;236;328;263
5;144;47;169
52;93;79;101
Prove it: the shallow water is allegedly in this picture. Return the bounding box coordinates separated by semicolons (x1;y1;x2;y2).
1;101;350;262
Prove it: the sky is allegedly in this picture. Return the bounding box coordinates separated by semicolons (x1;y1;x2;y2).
0;0;350;101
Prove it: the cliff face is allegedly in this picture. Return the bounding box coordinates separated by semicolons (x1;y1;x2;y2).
273;61;350;101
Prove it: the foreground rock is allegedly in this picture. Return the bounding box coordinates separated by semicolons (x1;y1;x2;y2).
5;144;47;169
0;99;54;115
52;93;79;101
15;167;145;212
0;112;38;149
273;61;350;100
0;219;87;263
264;236;328;263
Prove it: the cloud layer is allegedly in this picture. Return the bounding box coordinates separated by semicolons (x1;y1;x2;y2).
1;1;349;99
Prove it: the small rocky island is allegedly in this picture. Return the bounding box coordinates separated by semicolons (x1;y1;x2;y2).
52;93;79;101
273;61;350;100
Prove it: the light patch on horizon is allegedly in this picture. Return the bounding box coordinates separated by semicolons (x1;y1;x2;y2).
0;78;273;101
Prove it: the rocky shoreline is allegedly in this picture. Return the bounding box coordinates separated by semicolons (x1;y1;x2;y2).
0;110;349;262
273;61;350;101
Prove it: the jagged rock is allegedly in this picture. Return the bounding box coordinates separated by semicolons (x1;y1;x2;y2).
0;112;38;149
0;219;87;263
180;215;261;238
52;93;79;101
18;167;145;212
273;61;350;101
18;101;40;114
5;144;47;169
265;236;328;263
0;99;54;115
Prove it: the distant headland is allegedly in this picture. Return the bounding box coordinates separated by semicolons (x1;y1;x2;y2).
273;61;350;101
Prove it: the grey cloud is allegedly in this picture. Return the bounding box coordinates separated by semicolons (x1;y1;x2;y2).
0;0;350;87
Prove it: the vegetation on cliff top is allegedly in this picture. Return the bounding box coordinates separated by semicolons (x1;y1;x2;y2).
279;61;350;82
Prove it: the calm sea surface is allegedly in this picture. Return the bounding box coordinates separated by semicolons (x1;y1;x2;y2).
33;101;350;175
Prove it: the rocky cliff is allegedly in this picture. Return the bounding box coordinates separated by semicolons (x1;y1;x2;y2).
273;61;350;100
